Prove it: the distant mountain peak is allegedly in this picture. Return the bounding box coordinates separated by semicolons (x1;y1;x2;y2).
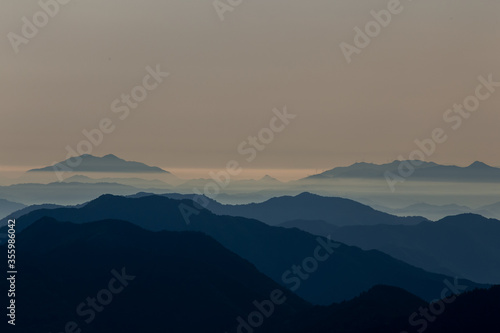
468;161;491;168
303;160;499;182
295;192;318;198
438;213;491;224
259;175;280;182
103;153;120;159
28;154;169;174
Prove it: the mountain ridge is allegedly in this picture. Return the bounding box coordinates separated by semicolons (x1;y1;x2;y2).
303;160;500;182
2;217;307;332
1;194;486;305
279;213;500;284
28;154;169;174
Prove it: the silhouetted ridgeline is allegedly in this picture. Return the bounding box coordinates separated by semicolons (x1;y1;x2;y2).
304;160;500;182
160;192;428;226
0;194;485;305
1;218;306;332
280;214;500;284
1;218;497;332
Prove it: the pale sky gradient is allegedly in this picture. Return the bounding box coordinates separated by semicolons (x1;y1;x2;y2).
1;0;499;179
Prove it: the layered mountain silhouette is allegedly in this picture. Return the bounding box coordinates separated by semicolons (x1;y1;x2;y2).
276;285;428;332
375;201;500;221
0;203;62;227
0;218;307;332
280;214;500;284
475;201;500;220
0;198;25;219
62;174;173;189
0;182;149;205
160;192;427;226
276;285;500;333
383;203;473;221
304;160;500;182
2;211;497;332
2;194;485;305
408;285;500;333
28;154;169;173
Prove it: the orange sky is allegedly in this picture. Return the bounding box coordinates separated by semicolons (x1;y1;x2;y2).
1;0;500;179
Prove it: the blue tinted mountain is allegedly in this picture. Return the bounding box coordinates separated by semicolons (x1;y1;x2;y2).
280;214;500;284
278;285;500;333
3;194;485;305
63;174;173;189
384;203;472;221
277;285;427;333
0;182;147;205
28;154;169;173
304;161;500;182
1;218;307;332
0;198;26;219
189;192;427;226
0;203;62;227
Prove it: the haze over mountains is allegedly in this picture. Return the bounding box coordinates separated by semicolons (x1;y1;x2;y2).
5;154;500;209
3;153;500;222
62;175;173;189
1;154;499;331
0;198;25;220
1;194;486;305
3;154;500;223
304;160;500;182
280;214;500;284
372;202;500;221
0;182;146;206
159;192;427;226
4;0;499;329
24;154;500;183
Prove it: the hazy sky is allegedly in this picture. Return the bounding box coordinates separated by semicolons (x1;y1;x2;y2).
1;0;499;179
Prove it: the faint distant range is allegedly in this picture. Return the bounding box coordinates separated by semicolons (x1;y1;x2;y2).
20;155;500;185
302;160;500;182
374;202;500;222
380;203;473;221
161;192;428;226
3;155;500;208
1;194;486;305
62;175;173;189
0;182;155;206
0;198;26;219
26;155;500;182
28;154;169;173
279;214;500;284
